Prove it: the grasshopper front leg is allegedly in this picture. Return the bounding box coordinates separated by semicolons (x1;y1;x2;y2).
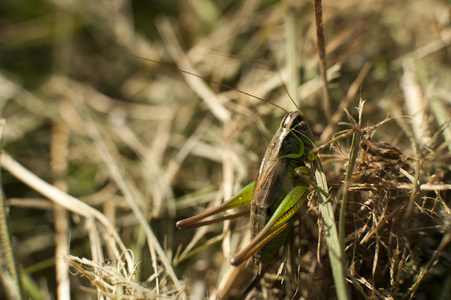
176;181;255;230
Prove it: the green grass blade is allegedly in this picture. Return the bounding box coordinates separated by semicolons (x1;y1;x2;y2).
312;158;350;300
339;101;363;263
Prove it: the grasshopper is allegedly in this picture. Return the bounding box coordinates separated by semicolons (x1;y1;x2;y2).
177;111;315;265
176;106;351;293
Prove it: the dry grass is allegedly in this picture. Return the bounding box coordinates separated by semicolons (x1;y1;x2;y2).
0;0;450;299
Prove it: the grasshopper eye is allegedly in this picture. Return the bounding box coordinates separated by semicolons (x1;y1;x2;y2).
298;121;308;131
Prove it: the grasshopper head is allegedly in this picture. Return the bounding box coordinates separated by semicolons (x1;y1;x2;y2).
279;111;315;160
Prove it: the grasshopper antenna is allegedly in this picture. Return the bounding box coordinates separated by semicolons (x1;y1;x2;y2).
133;56;288;113
236;53;303;117
273;67;302;116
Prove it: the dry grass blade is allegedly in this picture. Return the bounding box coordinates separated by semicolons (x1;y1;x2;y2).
50;121;71;300
65;255;177;299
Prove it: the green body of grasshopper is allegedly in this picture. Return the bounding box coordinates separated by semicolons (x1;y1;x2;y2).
177;111;317;272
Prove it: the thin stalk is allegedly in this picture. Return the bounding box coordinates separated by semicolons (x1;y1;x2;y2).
313;0;332;121
0;119;23;299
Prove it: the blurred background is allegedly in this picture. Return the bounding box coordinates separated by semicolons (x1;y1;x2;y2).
0;0;450;299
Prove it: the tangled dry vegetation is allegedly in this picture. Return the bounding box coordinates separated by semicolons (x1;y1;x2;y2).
0;0;450;299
